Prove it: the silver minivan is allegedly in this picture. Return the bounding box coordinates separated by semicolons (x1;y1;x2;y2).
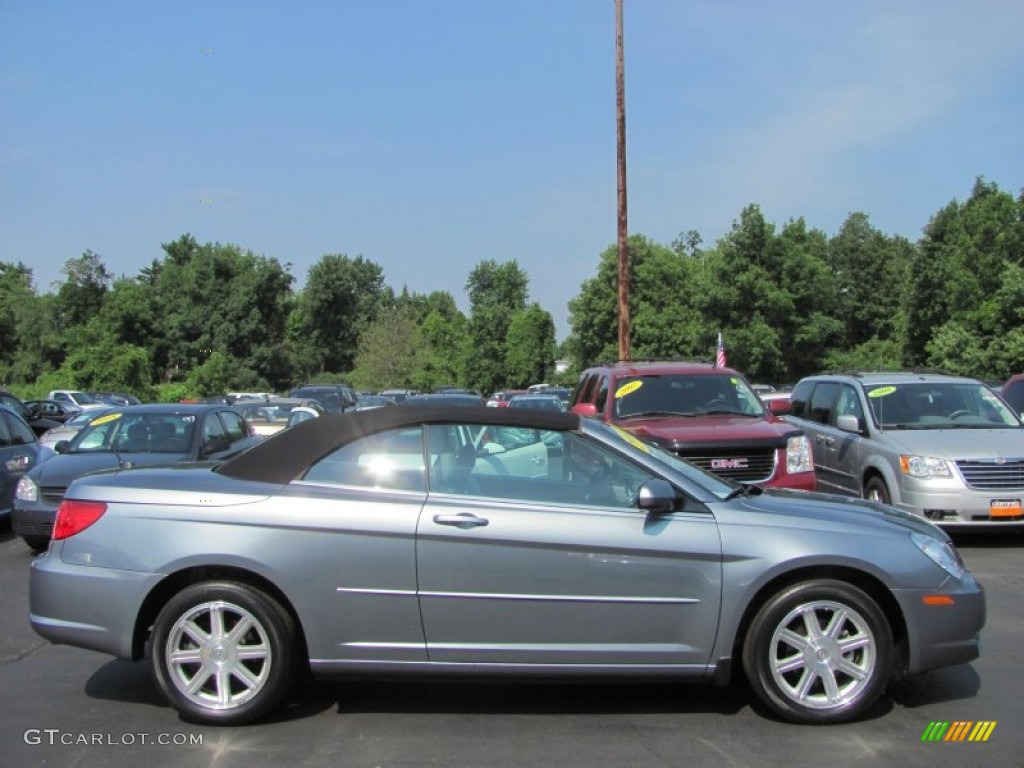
785;372;1024;526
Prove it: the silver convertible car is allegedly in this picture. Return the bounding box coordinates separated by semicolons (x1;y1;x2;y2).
29;406;985;726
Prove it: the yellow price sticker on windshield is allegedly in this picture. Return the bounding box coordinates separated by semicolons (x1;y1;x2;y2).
90;412;122;426
867;386;897;398
615;381;643;398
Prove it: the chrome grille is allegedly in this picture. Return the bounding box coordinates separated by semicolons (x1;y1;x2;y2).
41;486;66;506
956;459;1024;491
679;448;777;483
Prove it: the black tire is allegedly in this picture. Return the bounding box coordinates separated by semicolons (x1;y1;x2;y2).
22;535;49;553
742;579;893;724
150;581;298;726
864;477;891;505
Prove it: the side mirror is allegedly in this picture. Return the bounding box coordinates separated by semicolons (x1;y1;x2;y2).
835;414;862;434
765;399;792;416
571;403;599;418
636;479;679;515
55;440;70;454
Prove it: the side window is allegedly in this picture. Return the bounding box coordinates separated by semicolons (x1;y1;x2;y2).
594;375;610;415
789;380;815;419
5;412;36;445
833;384;864;426
302;427;425;492
808;382;841;425
572;373;595;407
0;413;12;446
426;422;657;510
218;409;249;441
202;411;228;444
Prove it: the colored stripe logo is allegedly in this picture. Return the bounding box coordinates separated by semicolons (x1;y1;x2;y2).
921;721;997;742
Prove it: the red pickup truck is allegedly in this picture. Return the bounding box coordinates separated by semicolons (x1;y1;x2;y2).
569;360;816;490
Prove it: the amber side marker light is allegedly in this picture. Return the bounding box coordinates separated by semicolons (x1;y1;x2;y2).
52;500;108;540
922;595;956;606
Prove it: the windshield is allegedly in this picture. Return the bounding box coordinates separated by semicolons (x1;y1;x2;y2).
70;412;197;453
613;373;765;419
67;391;100;405
585;419;739;499
865;382;1020;429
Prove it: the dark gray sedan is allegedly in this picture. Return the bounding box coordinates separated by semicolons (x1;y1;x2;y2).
13;403;261;550
29;406;984;727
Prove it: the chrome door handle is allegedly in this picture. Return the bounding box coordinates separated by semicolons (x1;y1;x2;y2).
433;513;489;528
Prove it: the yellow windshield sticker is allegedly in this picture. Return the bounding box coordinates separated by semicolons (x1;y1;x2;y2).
867;386;897;398
89;412;122;426
730;377;738;384
615;381;643;398
610;424;651;453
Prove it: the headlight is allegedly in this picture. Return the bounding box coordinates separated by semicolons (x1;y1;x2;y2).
911;532;965;579
15;475;39;502
786;435;813;474
900;454;952;478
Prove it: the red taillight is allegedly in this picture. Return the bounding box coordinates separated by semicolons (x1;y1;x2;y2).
52;500;108;540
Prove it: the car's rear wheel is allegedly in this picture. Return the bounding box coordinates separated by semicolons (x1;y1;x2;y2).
150;581;298;725
864;477;891;505
742;580;893;724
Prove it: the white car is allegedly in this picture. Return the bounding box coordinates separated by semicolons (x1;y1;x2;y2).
47;390;108;411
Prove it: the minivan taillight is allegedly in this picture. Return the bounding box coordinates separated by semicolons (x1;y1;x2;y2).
52;500;108;540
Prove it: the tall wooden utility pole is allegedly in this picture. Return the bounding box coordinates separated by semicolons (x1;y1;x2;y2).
615;0;630;361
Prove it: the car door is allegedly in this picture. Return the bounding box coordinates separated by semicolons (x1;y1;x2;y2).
799;382;845;495
416;424;723;668
826;384;868;496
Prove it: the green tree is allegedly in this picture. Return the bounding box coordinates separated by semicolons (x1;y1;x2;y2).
294;253;391;375
463;260;530;395
55;250;112;329
566;234;696;368
150;235;296;388
505;303;556;387
351;306;425;390
828;212;910;348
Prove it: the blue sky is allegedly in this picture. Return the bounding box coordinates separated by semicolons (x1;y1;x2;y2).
3;1;1022;339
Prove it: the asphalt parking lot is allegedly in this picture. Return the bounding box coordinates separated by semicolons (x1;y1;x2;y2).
1;526;1022;768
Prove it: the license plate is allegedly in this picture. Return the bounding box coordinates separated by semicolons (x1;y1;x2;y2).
990;499;1022;519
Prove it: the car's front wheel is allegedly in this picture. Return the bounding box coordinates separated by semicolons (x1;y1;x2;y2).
150;581;298;725
864;476;891;505
742;580;893;724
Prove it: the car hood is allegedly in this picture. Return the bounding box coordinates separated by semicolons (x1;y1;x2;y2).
877;427;1024;459
730;487;947;540
28;451;192;488
624;414;800;449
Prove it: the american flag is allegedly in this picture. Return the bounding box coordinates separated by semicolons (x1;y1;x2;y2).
716;332;726;368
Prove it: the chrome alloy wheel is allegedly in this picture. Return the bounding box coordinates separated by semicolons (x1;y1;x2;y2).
768;599;876;710
164;600;273;711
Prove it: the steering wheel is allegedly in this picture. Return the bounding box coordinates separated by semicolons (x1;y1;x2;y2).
701;397;729;411
948;410;971;420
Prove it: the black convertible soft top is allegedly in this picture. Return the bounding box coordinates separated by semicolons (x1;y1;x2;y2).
217;404;580;484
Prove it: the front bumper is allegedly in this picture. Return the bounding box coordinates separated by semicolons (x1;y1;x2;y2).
11;500;58;539
898;480;1024;526
893;572;986;674
29;546;164;660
